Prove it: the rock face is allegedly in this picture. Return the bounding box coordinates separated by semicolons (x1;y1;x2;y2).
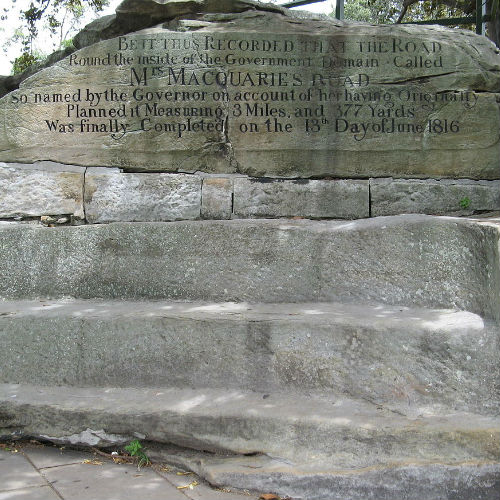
0;2;499;179
73;0;287;49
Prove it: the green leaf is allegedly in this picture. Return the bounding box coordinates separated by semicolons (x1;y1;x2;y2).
459;197;471;209
124;439;143;456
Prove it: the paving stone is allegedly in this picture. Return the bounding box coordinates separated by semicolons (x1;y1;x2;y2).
0;486;60;500
22;445;92;469
0;451;46;491
41;462;186;500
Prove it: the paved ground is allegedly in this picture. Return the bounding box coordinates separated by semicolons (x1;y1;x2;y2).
0;442;261;500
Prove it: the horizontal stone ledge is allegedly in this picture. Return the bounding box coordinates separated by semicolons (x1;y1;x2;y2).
85;169;370;222
371;178;500;217
0;161;85;219
2;163;499;223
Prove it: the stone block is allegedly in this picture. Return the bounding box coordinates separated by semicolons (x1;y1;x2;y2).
0;162;84;218
233;178;369;219
201;177;233;219
84;168;201;222
371;178;500;216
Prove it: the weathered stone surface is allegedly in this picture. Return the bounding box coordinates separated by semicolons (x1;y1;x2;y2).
0;162;85;218
1;5;499;178
0;47;76;100
73;15;122;50
84;167;201;222
1;299;498;416
74;0;288;50
0;77;9;99
201;177;233;219
1;384;498;468
371;177;500;216
0;217;498;320
234;178;369;219
196;457;500;500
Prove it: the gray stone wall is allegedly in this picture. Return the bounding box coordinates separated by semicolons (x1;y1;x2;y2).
1;162;498;223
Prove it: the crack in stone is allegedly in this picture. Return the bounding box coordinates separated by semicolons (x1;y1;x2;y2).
376;72;458;86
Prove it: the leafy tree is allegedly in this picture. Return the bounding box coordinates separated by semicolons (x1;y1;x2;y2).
341;0;499;46
11;49;45;74
2;0;109;74
344;0;403;23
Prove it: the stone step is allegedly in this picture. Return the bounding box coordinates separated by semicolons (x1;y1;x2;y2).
146;448;500;500
1;299;498;415
0;384;498;468
0;384;498;500
0;216;499;320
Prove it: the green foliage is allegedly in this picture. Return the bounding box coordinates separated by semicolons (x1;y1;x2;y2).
343;0;403;23
342;0;497;26
60;37;74;49
20;1;109;44
2;0;109;73
404;0;472;24
12;51;45;74
459;196;471;209
124;440;151;469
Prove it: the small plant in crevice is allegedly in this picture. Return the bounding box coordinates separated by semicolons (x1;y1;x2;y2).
124;439;150;469
459;197;471;210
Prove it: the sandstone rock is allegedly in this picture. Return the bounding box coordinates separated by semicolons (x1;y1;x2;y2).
371;177;500;216
0;217;498;320
74;0;286;50
1;299;498;416
1;384;498;468
1;5;499;179
201;177;233;219
0;47;75;100
0;162;85;219
0;77;9;100
1;383;498;499
233;178;369;219
198;459;500;500
73;15;122;50
84;168;201;222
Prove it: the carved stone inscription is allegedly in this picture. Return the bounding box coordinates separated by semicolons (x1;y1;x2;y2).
1;28;499;178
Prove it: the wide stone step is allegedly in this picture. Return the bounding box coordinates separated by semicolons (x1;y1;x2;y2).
1;299;498;415
0;384;498;468
163;452;500;500
1;384;498;500
0;216;499;320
